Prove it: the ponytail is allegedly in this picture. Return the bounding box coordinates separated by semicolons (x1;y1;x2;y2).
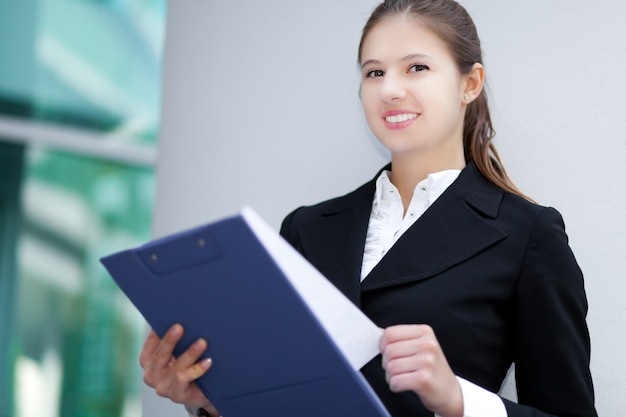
464;93;534;202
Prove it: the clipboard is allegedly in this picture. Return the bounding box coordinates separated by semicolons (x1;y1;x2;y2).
100;207;390;417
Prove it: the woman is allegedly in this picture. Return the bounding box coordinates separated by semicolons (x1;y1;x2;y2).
140;1;597;416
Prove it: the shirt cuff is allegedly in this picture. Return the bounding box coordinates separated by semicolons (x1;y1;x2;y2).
459;376;507;417
435;376;507;417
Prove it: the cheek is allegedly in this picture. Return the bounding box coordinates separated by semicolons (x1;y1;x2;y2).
425;85;463;120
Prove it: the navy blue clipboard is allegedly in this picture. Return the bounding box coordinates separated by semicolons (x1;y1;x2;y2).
100;209;390;417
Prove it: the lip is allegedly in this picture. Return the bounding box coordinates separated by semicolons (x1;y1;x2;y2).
382;109;419;130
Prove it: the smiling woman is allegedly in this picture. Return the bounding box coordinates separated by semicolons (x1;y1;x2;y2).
142;0;626;415
141;1;597;417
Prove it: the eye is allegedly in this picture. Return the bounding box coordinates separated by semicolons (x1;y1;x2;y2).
366;69;385;78
409;64;429;72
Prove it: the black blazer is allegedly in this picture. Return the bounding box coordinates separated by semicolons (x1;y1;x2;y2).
280;163;597;417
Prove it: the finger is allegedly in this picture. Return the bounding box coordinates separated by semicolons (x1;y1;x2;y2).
153;324;184;368
139;330;161;369
176;357;213;382
387;371;430;393
174;338;208;370
381;324;433;347
383;335;439;359
384;351;436;377
383;338;419;359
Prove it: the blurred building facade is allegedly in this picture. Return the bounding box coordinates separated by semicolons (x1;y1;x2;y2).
0;1;166;416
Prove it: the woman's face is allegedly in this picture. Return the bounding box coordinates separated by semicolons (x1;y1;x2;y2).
359;16;468;161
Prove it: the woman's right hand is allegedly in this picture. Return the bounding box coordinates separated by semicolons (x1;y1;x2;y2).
139;324;220;415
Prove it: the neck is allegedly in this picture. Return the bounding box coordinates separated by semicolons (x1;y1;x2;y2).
389;151;465;212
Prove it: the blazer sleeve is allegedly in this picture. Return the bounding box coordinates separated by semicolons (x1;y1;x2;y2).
279;207;304;251
503;207;597;417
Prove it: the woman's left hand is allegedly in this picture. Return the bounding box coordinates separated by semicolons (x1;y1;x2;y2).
380;324;463;417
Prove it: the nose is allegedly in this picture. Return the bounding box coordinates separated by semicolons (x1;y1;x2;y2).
381;73;407;103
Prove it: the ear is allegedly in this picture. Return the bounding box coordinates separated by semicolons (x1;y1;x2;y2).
462;63;485;103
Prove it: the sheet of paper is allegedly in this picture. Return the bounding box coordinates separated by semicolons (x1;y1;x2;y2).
242;207;383;370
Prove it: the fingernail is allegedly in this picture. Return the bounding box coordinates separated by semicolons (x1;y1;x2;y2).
192;338;206;351
170;324;182;336
202;357;213;368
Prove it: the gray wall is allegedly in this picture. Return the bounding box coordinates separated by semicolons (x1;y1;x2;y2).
146;1;626;416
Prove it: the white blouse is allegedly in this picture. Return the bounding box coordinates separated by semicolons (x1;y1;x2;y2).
361;169;461;280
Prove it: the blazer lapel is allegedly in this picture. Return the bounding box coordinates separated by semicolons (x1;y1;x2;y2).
361;163;507;292
295;169;386;306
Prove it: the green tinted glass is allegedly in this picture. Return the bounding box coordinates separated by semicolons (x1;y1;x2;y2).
0;0;165;416
0;0;165;142
12;148;154;417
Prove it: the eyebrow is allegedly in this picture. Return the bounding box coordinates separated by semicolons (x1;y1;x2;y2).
360;53;432;69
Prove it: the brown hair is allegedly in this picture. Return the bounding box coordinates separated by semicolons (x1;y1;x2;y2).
358;0;532;201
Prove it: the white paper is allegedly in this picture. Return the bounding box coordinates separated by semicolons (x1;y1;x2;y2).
242;207;383;370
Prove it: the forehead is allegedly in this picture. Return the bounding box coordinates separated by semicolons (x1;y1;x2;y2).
360;16;453;64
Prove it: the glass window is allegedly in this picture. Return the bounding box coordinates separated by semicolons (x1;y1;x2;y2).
0;1;166;416
0;0;165;141
13;148;154;417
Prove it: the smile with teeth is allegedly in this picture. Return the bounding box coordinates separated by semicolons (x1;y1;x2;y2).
385;113;418;123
